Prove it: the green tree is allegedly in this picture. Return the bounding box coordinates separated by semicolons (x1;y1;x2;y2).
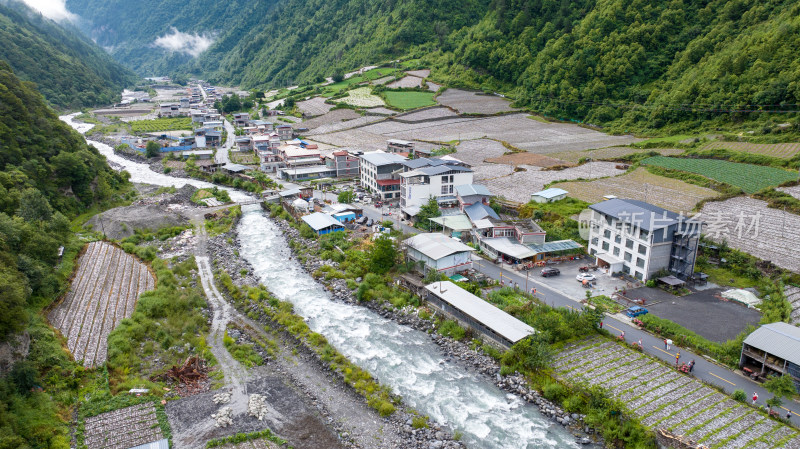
16;189;53;223
369;235;397;274
0;265;28;341
416;196;441;230
338;190;355;203
502;335;554;373
764;374;797;408
145;141;161;158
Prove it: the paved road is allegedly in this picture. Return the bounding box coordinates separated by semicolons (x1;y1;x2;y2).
216;119;234;165
470;257;800;424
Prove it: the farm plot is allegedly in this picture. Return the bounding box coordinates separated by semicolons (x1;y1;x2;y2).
436;88;518;114
296;96;333;117
554;167;719;213
305;115;384;136
131;117;192;133
485;152;569;168
778;185;800;201
701;141;800;159
386;75;424;89
484;162;626;203
701;197;800;273
454;139;509;167
383;90;436;110
554;339;800;448
84;402;163;449
360;113;640;154
296;109;361;131
405;69;430;78
48;241;155;368
210;439;281;449
642;156;798;194
785;286;800;324
549;146;685;164
395;106;458;122
335;87;385;108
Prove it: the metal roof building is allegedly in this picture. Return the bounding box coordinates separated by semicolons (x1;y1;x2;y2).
301;212;345;235
741;322;800;392
404;233;474;260
425;281;535;348
129;439;169;449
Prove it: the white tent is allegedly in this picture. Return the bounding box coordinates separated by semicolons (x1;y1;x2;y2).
721;289;761;307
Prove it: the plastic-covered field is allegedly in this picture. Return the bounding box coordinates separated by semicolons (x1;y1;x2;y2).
48;241;155;368
83;402;163;449
296;96;333;116
483;162;626;203
436;88;519;114
702;141;800;159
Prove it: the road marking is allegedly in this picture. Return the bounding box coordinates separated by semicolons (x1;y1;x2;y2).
605;323;623;333
565;305;578;311
708;372;736;386
781;407;800;417
652;346;675;357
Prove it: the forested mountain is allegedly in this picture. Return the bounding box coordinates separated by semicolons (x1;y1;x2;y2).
0;60;128;342
0;1;136;109
66;0;800;128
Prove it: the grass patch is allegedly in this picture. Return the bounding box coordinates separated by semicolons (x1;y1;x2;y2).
223;329;263;368
587;295;624;314
131;117;193;133
191;187;232;205
206;429;290;448
383;90;436;110
205;206;242;236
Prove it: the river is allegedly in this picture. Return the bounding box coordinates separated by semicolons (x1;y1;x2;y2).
62;113;581;449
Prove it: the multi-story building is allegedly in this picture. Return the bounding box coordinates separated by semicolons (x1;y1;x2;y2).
325;150;360;178
159;103;181;117
586;198;702;281
359;151;407;200
399;159;473;215
276;124;293;140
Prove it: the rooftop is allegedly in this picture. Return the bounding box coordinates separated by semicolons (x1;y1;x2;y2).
589;198;691;232
744;322;800;366
283;146;321;158
223;163;249;173
528;239;583;253
302;212;345;231
361;150;407;167
481;237;537;259
532;187;569;199
404;233;475;260
426;281;535;344
455;184;491;197
429;214;472;231
464;202;500;222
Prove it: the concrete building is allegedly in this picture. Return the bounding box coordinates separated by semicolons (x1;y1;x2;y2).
233;112;250;127
741;322;800;392
159;103;181;117
531;188;568;203
455;184;492;211
301;212;345;235
325;150;360;178
404;233;475;276
399;161;473;216
276;124;293;140
387;139;414;156
359;151;407;201
586;198;701;281
425;282;535;349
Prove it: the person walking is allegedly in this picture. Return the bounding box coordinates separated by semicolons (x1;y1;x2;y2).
788;411;792;421
666;338;672;350
688;360;695;373
599;321;603;329
752;392;759;405
664;338;668;349
675;352;681;366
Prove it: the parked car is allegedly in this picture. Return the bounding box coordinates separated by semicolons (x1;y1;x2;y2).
625;306;649;318
366;218;374;227
576;273;597;282
541;268;561;277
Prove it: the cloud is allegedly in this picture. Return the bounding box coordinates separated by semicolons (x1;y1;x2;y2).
153;28;214;58
20;0;76;22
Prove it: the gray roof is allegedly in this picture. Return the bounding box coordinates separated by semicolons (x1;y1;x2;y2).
464;203;499;222
426;281;535;344
279;188;301;197
360;151;407;166
528;239;583;253
301;212;344;231
404;233;474;260
223;163;249;173
455;184;491;197
128;439;169;449
402;158;447;169
589;198;683;231
418;165;471;176
743;322;800;366
532;187;568;199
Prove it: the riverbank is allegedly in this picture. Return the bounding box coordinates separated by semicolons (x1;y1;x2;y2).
267;210;602;447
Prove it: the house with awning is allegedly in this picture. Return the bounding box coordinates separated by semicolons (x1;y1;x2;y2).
404;233;475;276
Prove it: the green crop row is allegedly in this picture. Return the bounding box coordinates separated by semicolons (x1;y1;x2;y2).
642;156;797;193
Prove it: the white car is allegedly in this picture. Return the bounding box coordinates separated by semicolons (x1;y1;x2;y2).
576;273;597;282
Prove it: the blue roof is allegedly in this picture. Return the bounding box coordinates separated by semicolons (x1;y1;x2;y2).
532;187;568;199
464;202;499;222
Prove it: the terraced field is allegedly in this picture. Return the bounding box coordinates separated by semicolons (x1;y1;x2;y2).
554;338;800;448
48;241;155;368
296;96;333;116
785;286;800;324
642;156;798;194
701;197;800;273
436;88;518;114
702;141;800;159
778;185;800;201
550;147;685;164
386;75;424;89
336;87;385;108
484;162;625;203
383;90;436;110
84;402;163;449
554;167;719;213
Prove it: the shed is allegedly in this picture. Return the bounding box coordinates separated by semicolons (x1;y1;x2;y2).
404;233;474;275
425;281;535;348
658;275;686;288
128;439;170;449
332;211;356;223
301;212;345;235
531;188;568;203
741;322;800;392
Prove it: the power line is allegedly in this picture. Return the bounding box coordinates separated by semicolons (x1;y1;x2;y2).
523;94;800;114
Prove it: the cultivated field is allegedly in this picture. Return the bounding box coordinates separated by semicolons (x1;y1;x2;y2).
642;156;798;194
484;162;626;203
383;90;436;110
405;69;430;78
364;107;397;116
395;107;457;122
486;152;568;168
131;117;193;133
701;196;800;273
210;439;280;449
702;141;800;159
49;241;155;368
436;88;518;114
337;87;385;107
296;109;361;131
296;96;333;116
554;167;719;213
778;185;800;200
454;139;509;167
550;146;685;164
305;115;384;136
358;113;639;153
785;286;800;324
554;339;800;449
84;402;163;449
386;75;424;89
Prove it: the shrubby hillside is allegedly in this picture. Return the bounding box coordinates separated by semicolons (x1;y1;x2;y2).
0;1;136;109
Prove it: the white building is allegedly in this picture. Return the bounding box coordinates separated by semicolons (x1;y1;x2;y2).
399;158;473;217
359;151;407;200
404;233;475;276
531;187;568;203
586;198;701;281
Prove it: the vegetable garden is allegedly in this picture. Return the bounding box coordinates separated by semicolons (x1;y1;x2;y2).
382;90;436;110
131;117;193;133
701;141;800;160
83;402;164;449
642;156;798;194
48;241;155;368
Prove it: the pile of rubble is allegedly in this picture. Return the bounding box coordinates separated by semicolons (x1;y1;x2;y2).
248;394;270;420
211;406;233;428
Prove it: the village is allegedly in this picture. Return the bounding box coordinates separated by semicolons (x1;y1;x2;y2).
68;66;800;449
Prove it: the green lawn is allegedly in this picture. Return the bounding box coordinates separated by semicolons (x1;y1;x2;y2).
130;117;193;133
641;156;798;193
383;90;436;110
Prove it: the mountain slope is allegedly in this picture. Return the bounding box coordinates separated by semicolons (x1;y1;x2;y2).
0;1;136;109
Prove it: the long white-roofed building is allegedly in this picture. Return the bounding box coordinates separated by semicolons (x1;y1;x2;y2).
403;233;475;276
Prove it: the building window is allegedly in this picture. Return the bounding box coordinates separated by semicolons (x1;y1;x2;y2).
639;229;649;240
441;175;448;183
612;246;620;256
636;258;645;268
441;185;448;194
590;248;597;255
638;244;647;255
614;235;622;244
449;185;454;194
625;239;634;249
603;229;611;239
622;265;630;274
602;242;610;251
624;252;632;262
634;271;643;280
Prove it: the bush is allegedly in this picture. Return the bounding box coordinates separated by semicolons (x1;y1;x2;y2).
378;400;395;417
438;320;467;340
411;416;428;429
732;389;747;402
543;382;567;402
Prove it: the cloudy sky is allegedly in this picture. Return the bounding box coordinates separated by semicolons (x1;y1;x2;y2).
154;28;214;57
21;0;76;21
